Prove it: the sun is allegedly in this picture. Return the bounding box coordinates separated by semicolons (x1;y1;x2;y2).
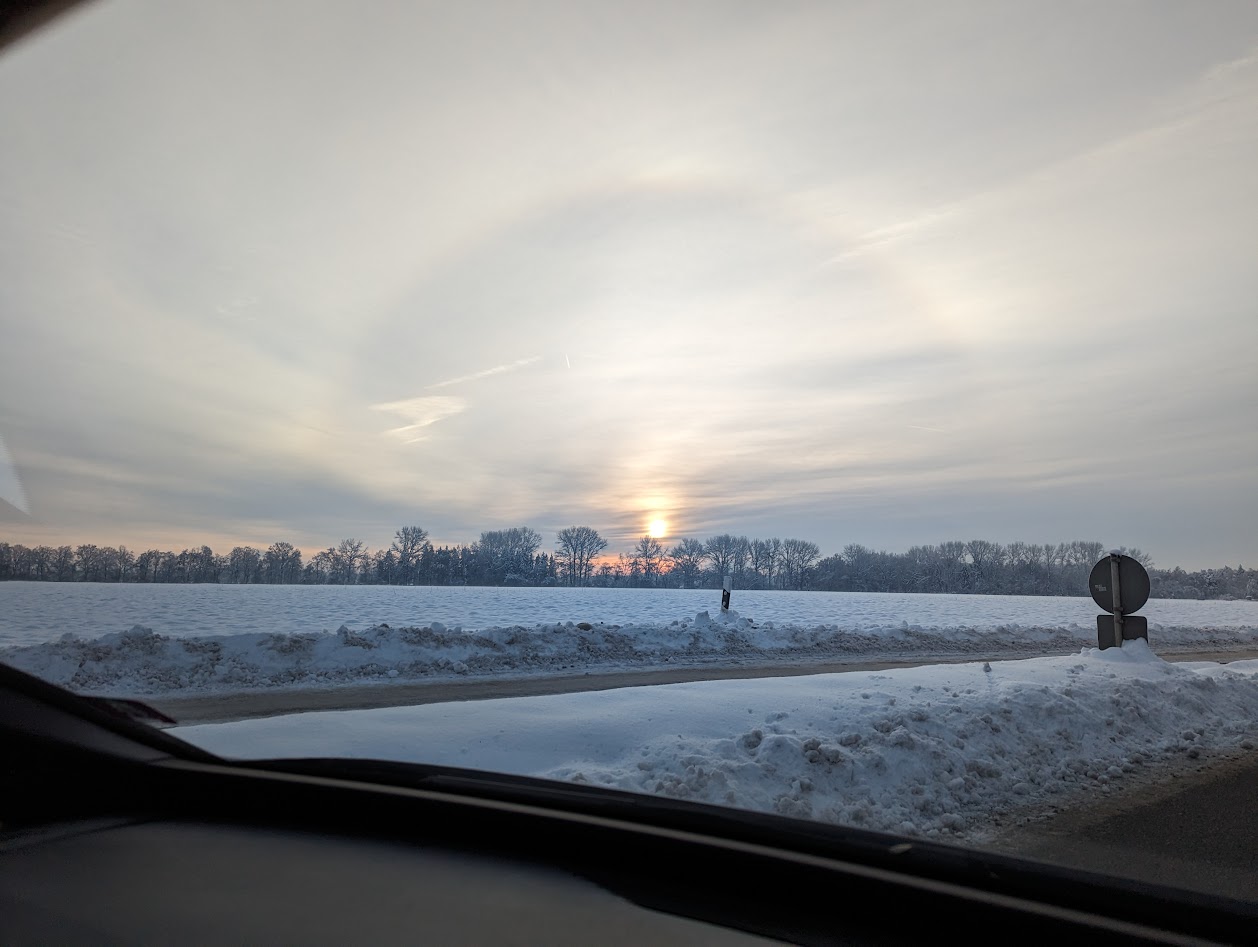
648;518;669;539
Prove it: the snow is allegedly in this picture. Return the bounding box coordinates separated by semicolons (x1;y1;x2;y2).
5;584;1254;697
4;582;1257;648
6;581;1256;840
173;640;1258;841
5;603;1257;697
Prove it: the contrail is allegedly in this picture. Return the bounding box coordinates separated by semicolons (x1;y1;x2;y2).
0;434;29;515
424;355;541;390
370;396;467;444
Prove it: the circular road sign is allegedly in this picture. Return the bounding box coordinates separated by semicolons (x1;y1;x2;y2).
1088;555;1150;614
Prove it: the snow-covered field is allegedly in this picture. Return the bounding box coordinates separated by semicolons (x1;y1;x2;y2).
2;584;1256;697
4;582;1257;648
176;641;1258;841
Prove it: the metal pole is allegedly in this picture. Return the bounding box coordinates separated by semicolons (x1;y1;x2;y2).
1109;554;1124;649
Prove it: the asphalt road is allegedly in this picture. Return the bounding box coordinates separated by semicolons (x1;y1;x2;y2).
995;751;1258;902
152;657;958;725
150;649;1258;726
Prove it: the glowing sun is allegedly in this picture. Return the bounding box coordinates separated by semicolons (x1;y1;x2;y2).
648;518;669;539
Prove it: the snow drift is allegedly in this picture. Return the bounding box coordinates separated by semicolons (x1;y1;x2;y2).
4;609;1256;697
175;641;1258;841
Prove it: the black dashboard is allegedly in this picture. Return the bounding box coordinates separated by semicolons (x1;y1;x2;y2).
2;818;773;945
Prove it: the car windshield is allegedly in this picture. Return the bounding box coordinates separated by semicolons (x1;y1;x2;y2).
2;0;1257;901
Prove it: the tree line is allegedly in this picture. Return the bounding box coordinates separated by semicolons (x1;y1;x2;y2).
0;530;1252;599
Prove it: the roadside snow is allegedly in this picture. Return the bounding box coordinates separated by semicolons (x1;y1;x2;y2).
7;608;1257;697
174;641;1258;841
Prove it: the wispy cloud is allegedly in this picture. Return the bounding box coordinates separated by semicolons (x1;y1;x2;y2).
825;207;959;266
371;396;467;443
0;434;30;515
424;356;541;390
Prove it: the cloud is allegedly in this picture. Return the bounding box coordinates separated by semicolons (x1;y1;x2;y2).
370;396;467;443
0;434;29;515
1;3;1255;568
424;355;541;390
825;207;960;266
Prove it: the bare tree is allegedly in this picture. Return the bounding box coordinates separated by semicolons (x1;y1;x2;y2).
965;539;1005;590
28;545;52;581
730;536;750;582
476;527;543;584
305;549;333;583
779;538;820;590
333;538;366;584
704;534;743;583
632;534;665;586
555;526;607;586
668;538;707;588
228;546;263;584
115;545;136;582
263;542;303;584
51;545;75;581
390;526;429;585
75;544;104;582
1114;546;1154;568
748;539;776;588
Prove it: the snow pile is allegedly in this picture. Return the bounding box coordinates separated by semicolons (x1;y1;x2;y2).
174;642;1258;840
6;611;1257;696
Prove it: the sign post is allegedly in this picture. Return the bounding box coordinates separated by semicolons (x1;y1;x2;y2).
1089;552;1150;651
721;575;732;614
1108;555;1124;649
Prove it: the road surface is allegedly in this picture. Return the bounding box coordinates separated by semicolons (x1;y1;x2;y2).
149;649;1258;726
994;750;1258;901
151;657;948;724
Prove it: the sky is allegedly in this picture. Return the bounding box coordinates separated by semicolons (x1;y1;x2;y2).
0;0;1256;569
